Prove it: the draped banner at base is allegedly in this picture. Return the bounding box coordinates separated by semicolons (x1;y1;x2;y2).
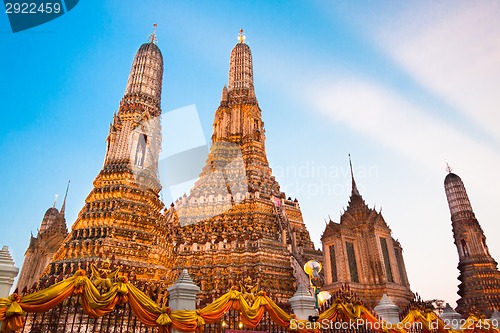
0;268;499;333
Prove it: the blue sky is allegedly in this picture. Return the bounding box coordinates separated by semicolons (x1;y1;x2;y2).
1;1;500;308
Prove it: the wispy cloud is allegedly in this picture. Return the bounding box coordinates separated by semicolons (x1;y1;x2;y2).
374;1;500;147
301;77;500;184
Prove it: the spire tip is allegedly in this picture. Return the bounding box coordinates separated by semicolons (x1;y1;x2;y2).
238;28;246;44
60;180;70;215
149;23;158;44
348;154;359;195
445;160;453;173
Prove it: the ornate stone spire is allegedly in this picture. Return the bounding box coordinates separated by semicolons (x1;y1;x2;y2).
220;85;228;105
59;180;70;216
167;31;321;304
17;189;68;292
124;28;163;104
349;154;360;196
345;155;368;216
38;206;60;234
0;246;19;298
45;37;172;285
199;29;277;196
227;29;256;104
104;37;164;184
444;170;500;316
445;172;474;219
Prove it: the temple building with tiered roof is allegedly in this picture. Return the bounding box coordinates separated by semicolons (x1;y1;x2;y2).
17;187;68;293
321;157;413;308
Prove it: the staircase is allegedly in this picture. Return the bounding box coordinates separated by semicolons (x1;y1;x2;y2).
273;202;311;286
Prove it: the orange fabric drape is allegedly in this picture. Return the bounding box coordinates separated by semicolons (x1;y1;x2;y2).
127;286;163;326
8;269;498;333
20;284;75;313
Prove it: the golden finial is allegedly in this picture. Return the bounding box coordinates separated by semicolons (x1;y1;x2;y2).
149;23;158;44
445;160;453;173
238;28;246;44
52;194;59;208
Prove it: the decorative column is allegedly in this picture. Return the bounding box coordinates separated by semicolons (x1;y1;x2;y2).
440;303;461;329
289;284;316;320
168;269;200;333
0;246;19;298
374;294;400;324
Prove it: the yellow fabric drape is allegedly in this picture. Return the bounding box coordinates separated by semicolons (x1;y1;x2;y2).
0;294;24;333
401;309;448;333
4;270;500;333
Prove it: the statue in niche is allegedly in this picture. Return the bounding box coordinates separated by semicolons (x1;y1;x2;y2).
90;260;120;293
239;276;259;304
134;133;147;167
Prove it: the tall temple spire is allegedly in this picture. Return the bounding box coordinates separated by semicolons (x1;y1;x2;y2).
105;36;163;182
204;29;276;195
445;172;474;218
170;31;322;303
59;180;70;216
228;29;256;103
349;154;360;196
18;187;68;292
220;85;228;104
344;155;368;218
45;35;172;288
444;170;500;316
124;29;163;104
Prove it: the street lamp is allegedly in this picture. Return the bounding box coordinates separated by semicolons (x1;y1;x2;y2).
304;260;323;309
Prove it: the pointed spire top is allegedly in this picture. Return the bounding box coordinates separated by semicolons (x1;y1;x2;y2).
148;23;158;44
221;85;228;103
238;28;246;44
124;25;163;103
343;154;369;218
445;160;453;173
228;29;255;96
349;154;360;195
52;194;59;208
60;180;70;215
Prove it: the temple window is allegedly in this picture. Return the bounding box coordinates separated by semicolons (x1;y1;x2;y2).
380;237;394;282
329;245;338;282
461;239;470;257
134;133;147;167
395;247;409;287
254;119;259;131
345;241;359;283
